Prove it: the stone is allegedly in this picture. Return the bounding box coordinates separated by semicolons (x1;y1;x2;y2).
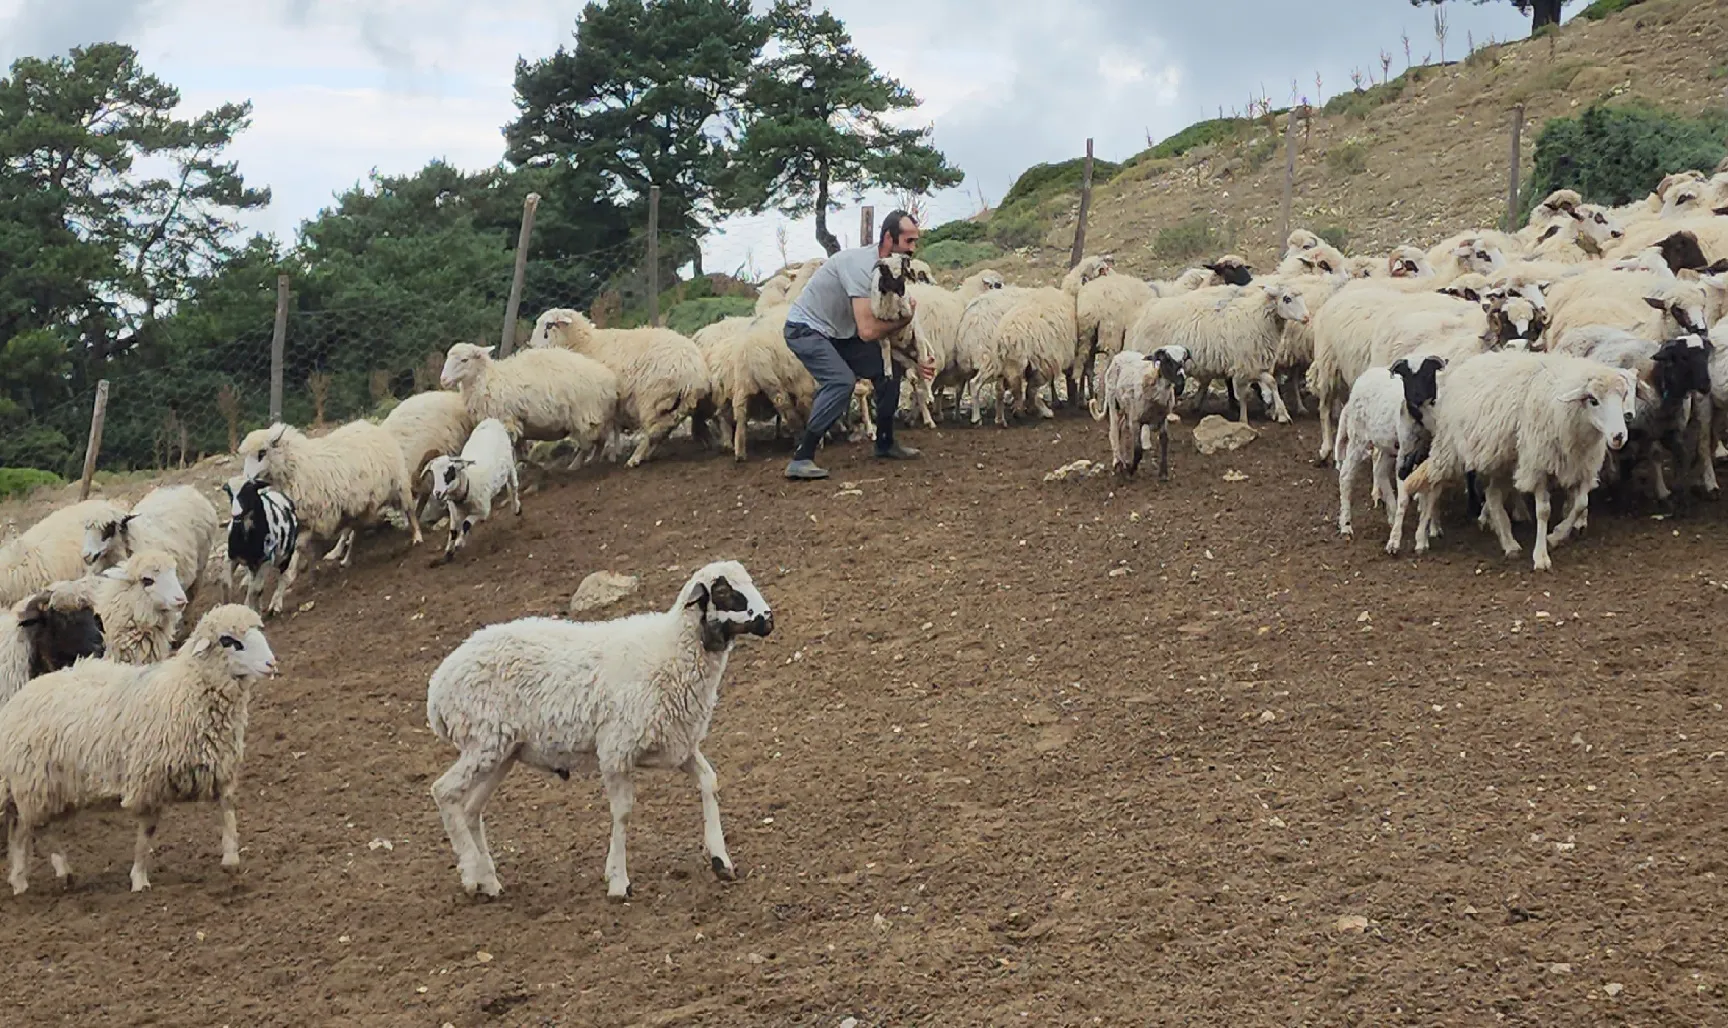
1193;415;1259;455
570;571;640;614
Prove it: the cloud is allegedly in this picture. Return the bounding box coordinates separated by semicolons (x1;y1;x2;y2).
0;0;163;66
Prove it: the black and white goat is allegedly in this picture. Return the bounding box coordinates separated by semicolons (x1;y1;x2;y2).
220;476;301;617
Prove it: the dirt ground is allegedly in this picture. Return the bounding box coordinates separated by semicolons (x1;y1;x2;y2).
3;407;1727;1028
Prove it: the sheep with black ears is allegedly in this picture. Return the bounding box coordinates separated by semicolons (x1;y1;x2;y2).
218;476;300;616
0;585;104;707
424;418;521;564
1088;346;1189;480
1544;268;1712;344
439;342;620;470
1333;357;1445;538
426;559;773;899
380;390;474;523
0;604;277;894
0;498;127;606
81;484;221;608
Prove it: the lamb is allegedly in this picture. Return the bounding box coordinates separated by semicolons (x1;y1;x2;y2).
1126;281;1311;427
380;390;474;521
1088;346;1189;480
81;485;221;607
65;550;187;665
218;476;300;616
1544;269;1711;344
239;419;421;567
1395;350;1636;570
529;309;707;467
424;418;521;563
0;604;276;894
439;342;620;470
1333;357;1445;538
426;560;773;899
0;499;127;606
0;585;104;707
850;254;929;440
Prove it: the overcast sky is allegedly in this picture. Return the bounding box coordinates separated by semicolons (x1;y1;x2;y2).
1;0;1543;278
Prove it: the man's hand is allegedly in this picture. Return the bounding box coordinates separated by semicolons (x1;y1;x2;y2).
918;356;937;382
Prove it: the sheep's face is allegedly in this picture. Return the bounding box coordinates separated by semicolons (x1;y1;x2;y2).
440;344;495;390
1265;285;1310;325
1571;204;1624;245
1572;371;1636;451
1288;230;1321;252
873;256;910;299
1486;296;1547;349
116;554;187;613
1647;294;1709;338
1149;346;1189;398
1662;185;1703;217
1651;334;1714;401
196;624;277;678
533;312;577;347
683;561;772;652
1389;249;1430;278
241;425;293;484
1389;356;1447;428
424;456;473;503
15;589;104;677
981;272;1005;290
81;514;134;568
907;259;935;285
1454;242;1504;275
1205;257;1254;287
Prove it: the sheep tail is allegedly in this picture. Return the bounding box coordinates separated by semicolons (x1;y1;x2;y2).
1403;459;1434;494
1088;395;1107;421
1332;414;1350;467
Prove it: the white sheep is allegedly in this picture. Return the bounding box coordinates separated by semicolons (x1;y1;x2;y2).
0;584;104;707
754;259;824;313
1076;274;1159;403
909;269;1004;424
424;418;521;563
955;286;1032;424
1333;357;1445;538
71;550;187;665
1088;346;1189;480
1125;281;1311;427
0;604;277;894
529;309;707;467
380;390;474;521
1544;268;1711;344
239;419;422;567
1396;351;1636;570
81;484;221;607
980;256;1111;425
426;560;774;899
723;306;816;460
0;498;127;606
439;342;620;470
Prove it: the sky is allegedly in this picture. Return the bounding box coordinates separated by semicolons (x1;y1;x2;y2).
0;0;1545;280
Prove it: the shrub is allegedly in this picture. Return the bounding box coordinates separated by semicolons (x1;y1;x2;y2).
920;240;1000;269
1326;140;1369;176
1322;75;1408;120
1243;135;1280;172
0;468;64;500
1138;117;1256;162
1155;217;1227;261
1579;0;1647;20
1317;226;1350;251
999;157;1121;210
922;219;987;246
1524;103;1728;221
663;296;757;337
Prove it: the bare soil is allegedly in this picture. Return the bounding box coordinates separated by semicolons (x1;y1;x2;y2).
4;408;1726;1028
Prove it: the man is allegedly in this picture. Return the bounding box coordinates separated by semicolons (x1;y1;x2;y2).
781;209;936;480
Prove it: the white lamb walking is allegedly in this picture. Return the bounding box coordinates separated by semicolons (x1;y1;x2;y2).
0;605;277;894
424;418;522;563
426;560;774;899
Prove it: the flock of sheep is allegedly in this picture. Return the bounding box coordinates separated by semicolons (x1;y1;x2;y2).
0;161;1725;901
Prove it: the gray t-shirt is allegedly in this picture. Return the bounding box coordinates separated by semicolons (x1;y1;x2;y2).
785;246;878;340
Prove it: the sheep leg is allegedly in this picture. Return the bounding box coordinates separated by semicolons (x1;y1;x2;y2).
1697;396;1721;497
442;501;463;562
1231;374;1255;427
626;409;684;468
1157;420;1171;482
1548;485;1591;547
1257;371;1292;424
1483;482;1522;557
1387;477;1412;555
508;461;522;517
683;750;735;881
1336;440;1366;537
432;749;507;897
1372;449;1398;517
731;395;751;461
462;752;517;885
8;816;33;895
220;789;241;867
602;770;636;900
130;810;160;892
266;548;303;617
1315;392;1337;466
1530;482;1555;571
321;529;352;565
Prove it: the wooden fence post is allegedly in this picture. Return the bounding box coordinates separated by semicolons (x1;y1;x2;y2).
860;206;875;251
1069;138;1095;269
499;192;541;357
269;273;289;423
647;186;661;327
1277;110;1300;257
1504;104;1525;232
78;380;109;500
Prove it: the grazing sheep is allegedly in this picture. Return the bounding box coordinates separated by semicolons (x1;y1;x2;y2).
0;604;277;894
239;419;422;567
439;343;620;470
218;477;300;616
426;560;773;899
529;309;706;467
81;485;221;607
1126;281;1311;427
0;499;127;607
424;418;521;563
380;391;474;522
0;585;104;707
1088;346;1189;480
1396;351;1636;570
1334;357;1445;538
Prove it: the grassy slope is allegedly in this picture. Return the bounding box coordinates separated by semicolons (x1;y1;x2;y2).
939;0;1728;287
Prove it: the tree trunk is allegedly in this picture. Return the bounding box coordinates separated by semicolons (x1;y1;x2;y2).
1530;0;1562;32
813;170;840;256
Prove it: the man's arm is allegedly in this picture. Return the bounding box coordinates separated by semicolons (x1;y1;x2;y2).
850;296;915;343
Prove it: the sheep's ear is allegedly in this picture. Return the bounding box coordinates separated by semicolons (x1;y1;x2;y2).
1538;224;1562;242
192;637;212;656
99;566;126;581
1202;262;1220;273
685;583;709;612
1715;206;1728;217
1261;283;1279;298
269;424;287;443
1644;296;1667;311
1565;207;1585;221
482;345;497;356
1389;359;1411;377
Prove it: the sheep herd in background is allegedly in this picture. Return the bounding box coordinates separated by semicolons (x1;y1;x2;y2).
0;164;1724;900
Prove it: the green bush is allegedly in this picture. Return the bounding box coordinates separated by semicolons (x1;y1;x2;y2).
999;157;1122;210
920;240;1000;269
1579;0;1647;20
0;468;65;501
1524;103;1728;221
1326;140;1370;176
1154;217;1228;261
1138;117;1257;162
1243;135;1280;172
1317;226;1350;251
987;203;1057;249
663;296;757;337
1323;75;1409;120
922;219;986;245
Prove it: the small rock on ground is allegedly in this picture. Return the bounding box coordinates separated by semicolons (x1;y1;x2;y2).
1193;415;1259;455
570;571;641;614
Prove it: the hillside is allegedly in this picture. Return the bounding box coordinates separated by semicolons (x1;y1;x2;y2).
936;0;1728;285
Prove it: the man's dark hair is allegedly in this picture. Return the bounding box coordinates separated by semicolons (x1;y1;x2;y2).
881;209;917;245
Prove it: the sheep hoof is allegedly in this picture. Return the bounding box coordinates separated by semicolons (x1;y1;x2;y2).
607;882;633;902
1311;456;1332;469
130;873;151;893
1338;524;1353;538
710;856;736;881
9;878;26;896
